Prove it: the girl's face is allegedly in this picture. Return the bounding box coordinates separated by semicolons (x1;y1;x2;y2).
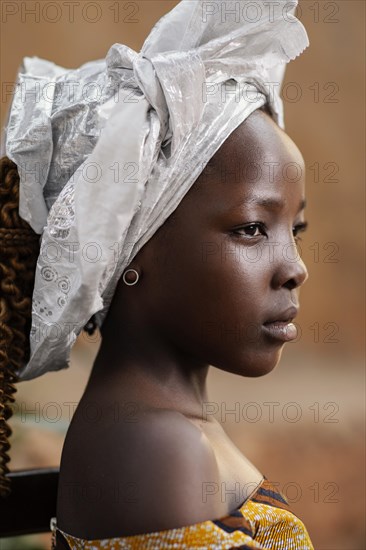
135;109;309;378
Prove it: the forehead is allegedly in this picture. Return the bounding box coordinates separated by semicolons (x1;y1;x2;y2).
206;109;304;179
190;109;305;208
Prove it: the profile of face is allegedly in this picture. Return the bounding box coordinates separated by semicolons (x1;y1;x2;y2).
109;108;309;378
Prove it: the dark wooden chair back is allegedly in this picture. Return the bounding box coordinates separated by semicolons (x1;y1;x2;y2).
0;468;59;537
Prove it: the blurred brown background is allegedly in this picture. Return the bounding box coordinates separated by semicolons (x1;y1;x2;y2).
1;1;365;549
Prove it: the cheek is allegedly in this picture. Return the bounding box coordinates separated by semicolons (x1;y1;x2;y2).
181;235;271;300
152;240;269;346
145;238;282;377
195;242;271;311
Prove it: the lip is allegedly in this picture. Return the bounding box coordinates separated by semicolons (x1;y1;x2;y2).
262;306;299;342
262;321;298;342
263;306;299;325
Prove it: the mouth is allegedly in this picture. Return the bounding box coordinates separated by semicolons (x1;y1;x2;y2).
262;307;299;342
263;306;299;325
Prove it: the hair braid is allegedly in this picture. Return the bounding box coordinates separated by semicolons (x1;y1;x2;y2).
0;156;41;497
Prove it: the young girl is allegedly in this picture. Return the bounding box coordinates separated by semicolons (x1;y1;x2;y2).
1;1;314;548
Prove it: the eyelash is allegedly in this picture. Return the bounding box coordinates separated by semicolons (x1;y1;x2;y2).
232;221;308;243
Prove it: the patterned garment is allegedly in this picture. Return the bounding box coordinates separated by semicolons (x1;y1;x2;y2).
51;478;314;549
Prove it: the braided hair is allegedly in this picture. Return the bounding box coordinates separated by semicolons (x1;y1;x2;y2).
0;156;40;496
0;156;99;497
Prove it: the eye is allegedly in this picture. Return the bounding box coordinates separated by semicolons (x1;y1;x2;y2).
232;222;267;238
293;221;309;243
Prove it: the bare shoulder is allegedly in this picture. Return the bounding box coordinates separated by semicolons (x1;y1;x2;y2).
57;407;224;538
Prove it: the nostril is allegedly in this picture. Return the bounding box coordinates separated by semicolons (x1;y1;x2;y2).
284;279;298;291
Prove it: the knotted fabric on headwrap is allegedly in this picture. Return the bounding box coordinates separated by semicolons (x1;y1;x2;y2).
4;0;309;380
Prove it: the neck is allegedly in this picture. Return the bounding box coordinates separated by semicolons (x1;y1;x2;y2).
85;311;211;420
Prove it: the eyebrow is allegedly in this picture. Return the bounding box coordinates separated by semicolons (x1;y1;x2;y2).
232;196;307;213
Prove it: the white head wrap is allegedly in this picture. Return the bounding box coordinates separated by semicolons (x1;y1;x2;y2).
4;0;308;380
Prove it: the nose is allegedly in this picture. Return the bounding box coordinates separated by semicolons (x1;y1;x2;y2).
272;242;309;291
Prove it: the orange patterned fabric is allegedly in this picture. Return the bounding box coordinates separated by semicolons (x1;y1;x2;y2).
51;478;314;549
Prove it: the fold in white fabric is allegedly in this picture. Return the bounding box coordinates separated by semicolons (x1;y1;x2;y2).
4;0;309;380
